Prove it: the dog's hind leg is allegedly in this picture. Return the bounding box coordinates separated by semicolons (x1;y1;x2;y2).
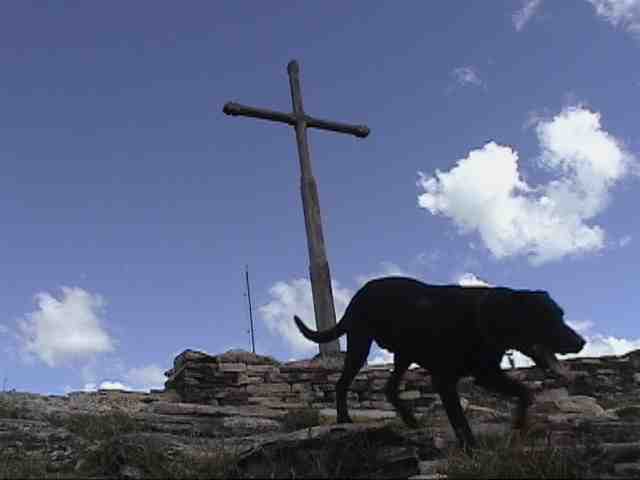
433;377;476;454
335;333;372;424
385;354;418;428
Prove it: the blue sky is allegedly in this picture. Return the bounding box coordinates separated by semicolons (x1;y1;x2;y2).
1;1;639;395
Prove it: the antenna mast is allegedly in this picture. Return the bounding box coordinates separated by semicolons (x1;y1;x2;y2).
245;265;256;354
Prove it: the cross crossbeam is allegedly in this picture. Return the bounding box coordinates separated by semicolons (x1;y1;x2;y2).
223;102;370;138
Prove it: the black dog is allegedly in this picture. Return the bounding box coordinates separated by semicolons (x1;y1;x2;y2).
294;276;585;451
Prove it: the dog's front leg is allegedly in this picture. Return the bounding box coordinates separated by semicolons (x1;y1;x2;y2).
434;378;475;454
475;371;533;431
385;354;418;428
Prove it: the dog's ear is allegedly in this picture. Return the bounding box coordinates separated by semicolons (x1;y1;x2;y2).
475;288;535;349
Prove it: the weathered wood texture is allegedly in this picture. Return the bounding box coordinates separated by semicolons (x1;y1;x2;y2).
223;60;369;356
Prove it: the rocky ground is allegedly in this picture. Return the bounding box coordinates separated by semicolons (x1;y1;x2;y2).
1;350;640;478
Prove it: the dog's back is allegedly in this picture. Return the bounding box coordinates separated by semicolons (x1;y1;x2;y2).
348;277;494;362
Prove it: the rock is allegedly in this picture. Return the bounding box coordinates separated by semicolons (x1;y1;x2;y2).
466;405;509;422
610;405;640;420
399;390;422;401
217;362;247;373
215;349;280;366
0;418;87;473
371;401;395;410
419;459;448;475
535;387;569;402
235;423;438;479
534;395;606;418
614;462;640;476
120;464;145;479
150;401;286;420
220;416;282;434
318;408;397;423
246;383;291;396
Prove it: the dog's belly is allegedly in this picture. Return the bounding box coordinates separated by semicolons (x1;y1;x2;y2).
371;324;480;375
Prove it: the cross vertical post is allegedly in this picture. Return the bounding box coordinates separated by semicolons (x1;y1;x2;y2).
223;60;370;356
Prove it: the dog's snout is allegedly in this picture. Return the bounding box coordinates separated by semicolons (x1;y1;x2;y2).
577;335;586;351
555;328;586;354
565;331;586;354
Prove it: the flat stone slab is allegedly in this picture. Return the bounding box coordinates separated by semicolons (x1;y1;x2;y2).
318;408;397;423
150;401;286;419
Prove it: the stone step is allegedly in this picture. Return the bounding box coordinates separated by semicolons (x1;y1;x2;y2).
418;460;447;475
408;475;447;480
599;442;640;463
577;421;640;443
614;462;640;477
318;408;397;423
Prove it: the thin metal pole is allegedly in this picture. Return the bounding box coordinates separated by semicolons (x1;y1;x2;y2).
245;265;256;354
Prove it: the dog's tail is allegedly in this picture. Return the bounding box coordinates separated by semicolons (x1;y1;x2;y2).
294;313;348;344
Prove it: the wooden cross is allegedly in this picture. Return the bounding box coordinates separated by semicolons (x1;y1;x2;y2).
223;60;370;356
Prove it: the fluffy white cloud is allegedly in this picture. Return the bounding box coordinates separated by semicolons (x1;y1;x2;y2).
124;364;166;391
455;272;493;287
17;287;115;367
79;381;132;392
587;0;640;34
63;364;166;395
451;66;484;88
259;278;352;354
417;106;636;265
513;0;544;31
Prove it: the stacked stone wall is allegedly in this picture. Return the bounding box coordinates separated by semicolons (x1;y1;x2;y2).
164;348;640;412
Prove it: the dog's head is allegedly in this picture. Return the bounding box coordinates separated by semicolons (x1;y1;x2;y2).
514;290;585;373
479;288;586;375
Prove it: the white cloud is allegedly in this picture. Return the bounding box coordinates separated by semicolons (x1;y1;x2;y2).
63;366;165;395
124;364;166;391
259;278;352;354
451;66;484;89
355;262;410;286
80;381;132;392
566;335;640;358
567;319;595;332
17;287;115;367
455;272;493;287
513;0;544;31
417;106;636;265
587;0;640;35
